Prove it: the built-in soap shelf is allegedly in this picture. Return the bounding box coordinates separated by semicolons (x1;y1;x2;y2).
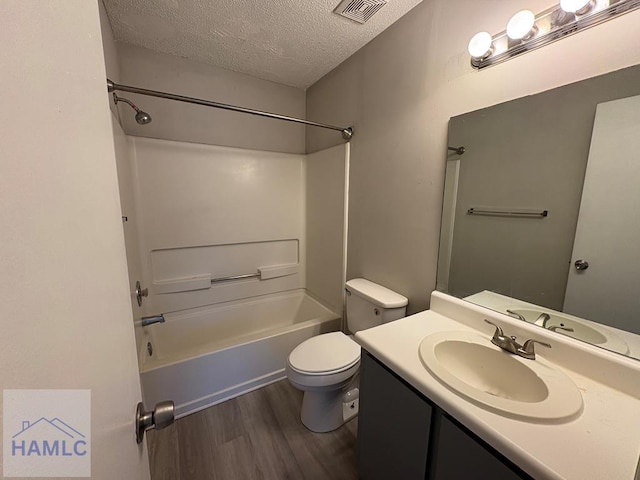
152;264;300;294
147;240;302;311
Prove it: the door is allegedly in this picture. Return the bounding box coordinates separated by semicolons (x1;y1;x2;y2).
563;95;640;334
0;2;150;479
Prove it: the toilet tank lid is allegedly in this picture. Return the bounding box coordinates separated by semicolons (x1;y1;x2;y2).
345;278;408;308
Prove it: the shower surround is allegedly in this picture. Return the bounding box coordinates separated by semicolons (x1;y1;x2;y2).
113;128;348;415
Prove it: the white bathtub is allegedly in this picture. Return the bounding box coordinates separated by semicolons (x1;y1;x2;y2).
138;289;341;418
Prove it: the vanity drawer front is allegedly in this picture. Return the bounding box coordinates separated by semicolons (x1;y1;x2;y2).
358;352;433;480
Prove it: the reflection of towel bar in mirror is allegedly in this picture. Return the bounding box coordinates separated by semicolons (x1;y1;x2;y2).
467;208;548;218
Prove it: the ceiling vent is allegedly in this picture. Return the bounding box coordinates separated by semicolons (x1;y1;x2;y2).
334;0;388;24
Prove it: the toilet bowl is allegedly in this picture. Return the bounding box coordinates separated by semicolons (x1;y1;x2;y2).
286;331;361;432
287;279;407;432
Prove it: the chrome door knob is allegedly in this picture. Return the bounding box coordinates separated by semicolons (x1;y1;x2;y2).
135;280;149;307
574;259;589;271
135;400;174;444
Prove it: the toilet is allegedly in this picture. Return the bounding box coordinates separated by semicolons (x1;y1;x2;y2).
286;278;408;432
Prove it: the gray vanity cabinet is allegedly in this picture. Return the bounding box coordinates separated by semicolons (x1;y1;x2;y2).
433;415;526;479
358;351;531;480
357;350;433;480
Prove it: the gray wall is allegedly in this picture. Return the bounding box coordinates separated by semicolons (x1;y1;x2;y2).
306;145;348;314
99;1;306;154
446;66;640;309
306;0;640;314
116;44;306;153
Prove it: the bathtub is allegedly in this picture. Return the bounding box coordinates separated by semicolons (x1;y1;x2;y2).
138;289;341;418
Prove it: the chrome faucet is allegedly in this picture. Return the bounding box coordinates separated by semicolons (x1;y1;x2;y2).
548;325;574;333
506;310;526;322
518;339;552;360
534;313;551;328
484;319;551;360
141;314;165;327
484;319;520;354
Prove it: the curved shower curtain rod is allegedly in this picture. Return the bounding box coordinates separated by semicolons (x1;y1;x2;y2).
107;79;354;141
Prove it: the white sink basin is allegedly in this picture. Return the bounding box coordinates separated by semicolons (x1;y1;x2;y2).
419;331;583;423
509;309;629;355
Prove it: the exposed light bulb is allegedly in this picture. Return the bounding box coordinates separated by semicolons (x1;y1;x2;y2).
560;0;594;14
506;10;537;40
468;32;493;59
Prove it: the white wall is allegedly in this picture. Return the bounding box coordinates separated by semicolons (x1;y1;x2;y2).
112;114;147;351
306;0;640;314
0;1;149;478
128;138;306;314
306;145;349;314
116;44;306;154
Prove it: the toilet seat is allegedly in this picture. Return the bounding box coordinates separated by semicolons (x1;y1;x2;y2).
288;331;360;375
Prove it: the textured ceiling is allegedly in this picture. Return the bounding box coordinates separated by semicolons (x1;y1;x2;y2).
102;0;423;89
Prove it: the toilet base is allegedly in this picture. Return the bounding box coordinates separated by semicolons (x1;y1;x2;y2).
300;387;359;433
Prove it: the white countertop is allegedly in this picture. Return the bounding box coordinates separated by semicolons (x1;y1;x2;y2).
355;292;640;480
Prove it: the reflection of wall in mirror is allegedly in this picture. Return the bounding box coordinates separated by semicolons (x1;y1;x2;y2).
441;65;640;313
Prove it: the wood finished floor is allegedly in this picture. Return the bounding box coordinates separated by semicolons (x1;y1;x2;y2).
147;379;359;480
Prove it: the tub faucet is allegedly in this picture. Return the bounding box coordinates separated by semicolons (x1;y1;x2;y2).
484;319;551;360
141;314;165;327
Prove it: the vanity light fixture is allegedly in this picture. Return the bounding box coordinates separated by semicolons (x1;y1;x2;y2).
560;0;595;14
506;10;537;40
467;32;493;59
469;0;640;70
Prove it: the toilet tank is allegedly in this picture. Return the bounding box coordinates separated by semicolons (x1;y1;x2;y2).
345;278;408;334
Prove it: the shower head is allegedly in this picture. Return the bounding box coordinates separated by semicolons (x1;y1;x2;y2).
112;93;152;125
134;110;152;125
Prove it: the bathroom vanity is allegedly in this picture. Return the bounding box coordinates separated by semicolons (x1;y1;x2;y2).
358;350;528;479
355;292;640;480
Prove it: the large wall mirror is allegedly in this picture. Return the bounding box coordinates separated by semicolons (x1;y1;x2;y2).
438;64;640;360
